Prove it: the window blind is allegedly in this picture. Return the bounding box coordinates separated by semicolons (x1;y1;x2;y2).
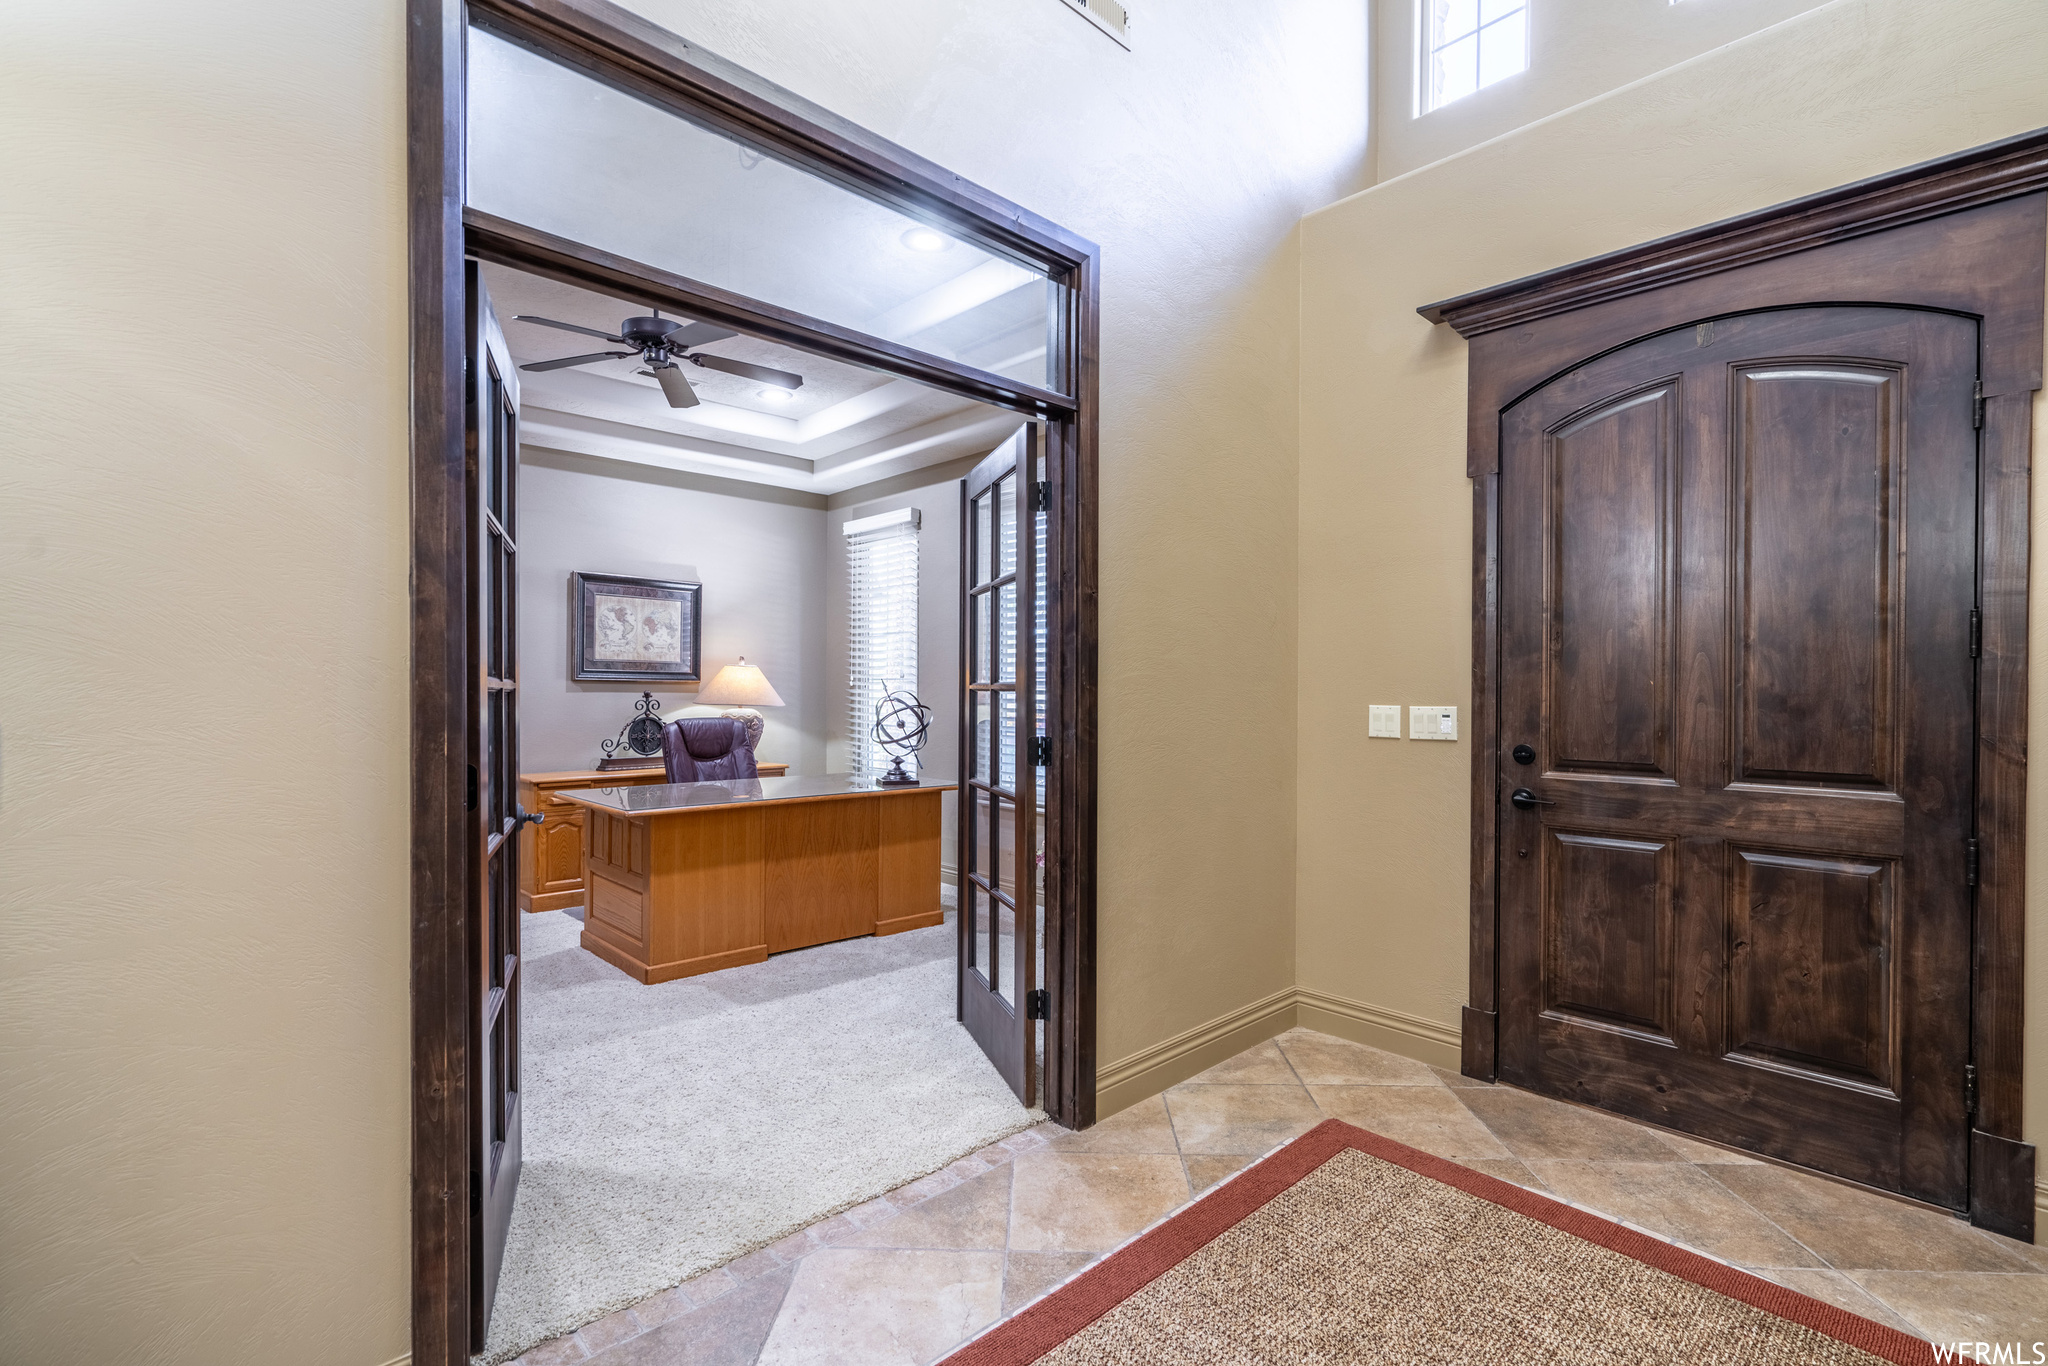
845;508;920;776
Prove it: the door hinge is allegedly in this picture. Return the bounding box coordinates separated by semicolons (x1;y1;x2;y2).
1030;736;1052;766
1026;988;1050;1020
467;764;479;812
1032;480;1051;513
1965;1063;1980;1120
1966;837;1980;888
1969;606;1982;658
1974;379;1985;429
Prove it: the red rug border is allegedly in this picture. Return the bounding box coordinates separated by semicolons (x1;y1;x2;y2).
940;1117;1937;1366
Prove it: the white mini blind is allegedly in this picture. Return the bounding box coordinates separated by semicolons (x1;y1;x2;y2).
846;508;921;776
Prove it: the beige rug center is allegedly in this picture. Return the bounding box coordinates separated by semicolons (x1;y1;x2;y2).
1042;1148;1886;1366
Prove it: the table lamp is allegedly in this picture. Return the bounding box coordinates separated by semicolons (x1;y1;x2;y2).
694;656;784;752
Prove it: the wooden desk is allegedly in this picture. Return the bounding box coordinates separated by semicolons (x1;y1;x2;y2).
518;763;789;913
556;775;951;984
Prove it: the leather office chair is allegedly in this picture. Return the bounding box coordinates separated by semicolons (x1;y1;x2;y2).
661;716;759;783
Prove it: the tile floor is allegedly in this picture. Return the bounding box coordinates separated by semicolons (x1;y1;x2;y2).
508;1027;2047;1365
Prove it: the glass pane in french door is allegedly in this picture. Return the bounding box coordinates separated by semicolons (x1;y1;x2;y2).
991;793;1013;1007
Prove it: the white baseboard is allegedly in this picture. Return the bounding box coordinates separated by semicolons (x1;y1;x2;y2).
1094;986;1462;1119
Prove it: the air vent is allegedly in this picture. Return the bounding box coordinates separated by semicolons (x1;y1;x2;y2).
1058;0;1131;48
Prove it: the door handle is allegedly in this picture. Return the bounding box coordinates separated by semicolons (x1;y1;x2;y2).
514;805;545;829
1509;787;1555;810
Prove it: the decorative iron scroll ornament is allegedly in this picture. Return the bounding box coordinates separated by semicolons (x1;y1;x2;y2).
872;686;932;787
599;691;667;770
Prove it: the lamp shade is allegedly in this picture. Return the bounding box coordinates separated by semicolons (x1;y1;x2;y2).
695;656;785;708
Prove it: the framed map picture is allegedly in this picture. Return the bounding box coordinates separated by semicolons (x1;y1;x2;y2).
571;572;702;683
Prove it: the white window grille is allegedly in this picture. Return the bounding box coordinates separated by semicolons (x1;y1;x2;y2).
1421;0;1528;113
845;507;920;777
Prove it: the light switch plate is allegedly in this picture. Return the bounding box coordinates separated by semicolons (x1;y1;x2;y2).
1410;705;1458;741
1368;704;1402;738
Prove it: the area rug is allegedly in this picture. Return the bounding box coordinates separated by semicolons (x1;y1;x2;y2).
478;906;1038;1364
942;1118;1934;1366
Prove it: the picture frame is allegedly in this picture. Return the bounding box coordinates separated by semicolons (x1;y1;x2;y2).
570;572;702;683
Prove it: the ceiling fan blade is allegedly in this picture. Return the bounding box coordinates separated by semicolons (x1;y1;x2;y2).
644;364;701;408
686;353;804;390
665;322;739;350
512;315;625;343
520;350;633;372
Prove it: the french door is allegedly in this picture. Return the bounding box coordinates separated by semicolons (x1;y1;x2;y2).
466;261;528;1337
959;429;1044;1105
1496;306;1977;1207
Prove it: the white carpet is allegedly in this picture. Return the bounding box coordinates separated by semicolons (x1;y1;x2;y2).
478;901;1038;1363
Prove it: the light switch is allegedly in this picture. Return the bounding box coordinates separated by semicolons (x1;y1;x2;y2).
1410;705;1458;741
1368;704;1402;738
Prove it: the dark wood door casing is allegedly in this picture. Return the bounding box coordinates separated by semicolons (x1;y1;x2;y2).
1425;135;2048;1240
1496;306;1976;1208
411;3;1102;1361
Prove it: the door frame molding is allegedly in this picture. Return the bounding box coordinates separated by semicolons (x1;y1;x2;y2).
1421;127;2048;1240
408;2;1101;1361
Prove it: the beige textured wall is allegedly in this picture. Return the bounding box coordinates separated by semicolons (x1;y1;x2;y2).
0;4;410;1366
1300;0;2048;1150
516;450;830;776
618;0;1372;1070
1373;0;1832;181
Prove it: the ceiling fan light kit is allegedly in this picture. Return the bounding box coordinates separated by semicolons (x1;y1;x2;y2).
513;309;806;408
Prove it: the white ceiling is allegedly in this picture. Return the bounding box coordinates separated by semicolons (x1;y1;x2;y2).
482;262;1026;495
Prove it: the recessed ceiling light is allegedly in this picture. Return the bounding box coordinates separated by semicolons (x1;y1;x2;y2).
900;227;951;253
757;387;796;403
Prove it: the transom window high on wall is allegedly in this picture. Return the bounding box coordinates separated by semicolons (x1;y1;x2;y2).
846;507;921;777
1420;0;1529;112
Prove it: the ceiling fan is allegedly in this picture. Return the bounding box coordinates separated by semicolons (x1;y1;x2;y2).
512;310;805;409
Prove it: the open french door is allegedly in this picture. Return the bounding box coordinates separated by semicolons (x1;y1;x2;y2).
466;261;528;1342
959;429;1043;1106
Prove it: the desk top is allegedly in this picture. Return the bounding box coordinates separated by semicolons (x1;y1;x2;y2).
554;772;955;816
521;762;787;787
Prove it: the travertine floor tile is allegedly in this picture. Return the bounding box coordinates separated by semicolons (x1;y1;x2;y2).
1277;1029;1439;1086
1043;1093;1178;1154
1001;1250;1098;1314
1525;1160;1823;1268
587;1264;792;1366
1431;1065;1491;1090
1642;1129;1762;1165
1707;1165;2033;1273
1006;1150;1190;1252
1847;1270;2048;1344
1183;1152;1256;1193
1181;1039;1298;1085
1163;1083;1320;1155
1452;1086;1694;1162
1309;1084;1511;1161
515;1334;591;1366
753;1249;1001;1366
837;1165;1012;1252
1746;1269;1922;1335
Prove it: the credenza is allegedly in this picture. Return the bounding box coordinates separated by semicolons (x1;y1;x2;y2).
517;763;788;913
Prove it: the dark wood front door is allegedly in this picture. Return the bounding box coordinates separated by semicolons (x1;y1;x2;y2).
1497;306;1978;1208
466;260;527;1339
960;429;1041;1105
